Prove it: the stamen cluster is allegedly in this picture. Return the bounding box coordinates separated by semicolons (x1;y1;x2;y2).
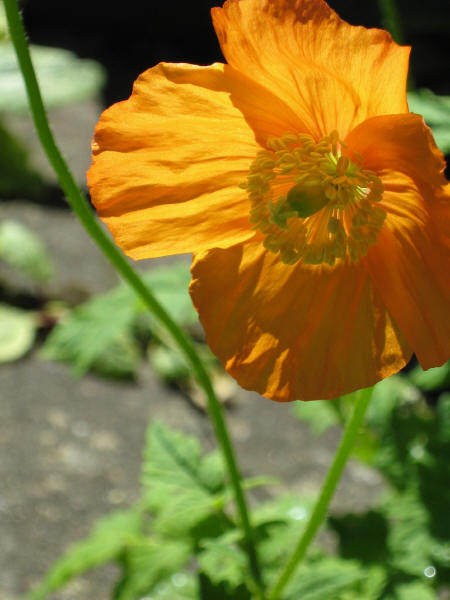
241;131;386;266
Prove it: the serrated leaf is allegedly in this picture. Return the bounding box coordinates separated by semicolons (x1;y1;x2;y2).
40;260;196;378
0;220;53;283
28;510;142;600
40;287;137;376
140;423;225;536
114;538;191;600
0;303;36;362
0;44;105;112
384;492;433;577
198;534;248;589
283;558;365;600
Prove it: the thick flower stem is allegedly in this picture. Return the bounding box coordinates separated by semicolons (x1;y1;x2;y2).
3;0;264;594
268;386;374;600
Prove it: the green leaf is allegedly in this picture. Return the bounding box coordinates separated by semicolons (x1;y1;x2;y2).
254;495;315;568
407;89;450;153
394;581;436;600
407;361;450;393
408;90;450;125
91;331;141;379
0;303;36;362
436;393;450;444
0;220;53;283
40;260;196;378
328;510;389;564
141;261;197;328
114;538;191;600
28;510;142;600
0;44;106;112
366;375;415;430
140;422;226;536
384;492;433;577
40;287;138;376
197;533;248;590
150;574;198;599
283;558;365;600
148;343;190;381
292;397;341;435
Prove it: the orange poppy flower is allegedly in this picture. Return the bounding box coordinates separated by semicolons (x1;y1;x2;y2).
87;0;450;401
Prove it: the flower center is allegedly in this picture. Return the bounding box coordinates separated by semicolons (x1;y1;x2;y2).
241;131;385;266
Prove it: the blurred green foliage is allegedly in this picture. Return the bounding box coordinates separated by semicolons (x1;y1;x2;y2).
408;89;450;154
0;43;106;113
24;359;450;600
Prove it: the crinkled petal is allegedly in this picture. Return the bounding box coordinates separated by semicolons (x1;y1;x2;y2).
365;172;450;370
212;0;410;139
88;62;301;259
190;242;411;401
347;113;450;368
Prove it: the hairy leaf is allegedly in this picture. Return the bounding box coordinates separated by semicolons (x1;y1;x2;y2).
41;287;138;376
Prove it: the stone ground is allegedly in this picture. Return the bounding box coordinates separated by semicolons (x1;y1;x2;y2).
0;101;383;600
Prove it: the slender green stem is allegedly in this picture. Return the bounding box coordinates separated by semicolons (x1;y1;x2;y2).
268;386;374;600
4;0;264;594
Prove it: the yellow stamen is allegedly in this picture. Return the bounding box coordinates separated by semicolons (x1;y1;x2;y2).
242;131;385;266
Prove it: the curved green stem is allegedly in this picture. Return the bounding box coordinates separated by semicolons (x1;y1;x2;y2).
268;386;374;600
3;0;264;594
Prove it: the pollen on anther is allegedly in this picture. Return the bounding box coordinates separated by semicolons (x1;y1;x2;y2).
241;131;385;266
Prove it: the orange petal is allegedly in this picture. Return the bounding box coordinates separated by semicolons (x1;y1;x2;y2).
365;171;450;370
212;0;410;140
88;62;300;259
190;242;411;401
345;113;447;188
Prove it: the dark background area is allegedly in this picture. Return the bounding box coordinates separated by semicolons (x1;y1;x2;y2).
22;0;450;107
